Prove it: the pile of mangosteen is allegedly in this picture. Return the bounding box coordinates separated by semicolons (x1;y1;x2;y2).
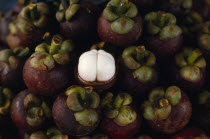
0;0;210;138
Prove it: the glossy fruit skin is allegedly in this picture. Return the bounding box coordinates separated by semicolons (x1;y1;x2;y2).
52;93;100;136
118;58;158;98
148;91;192;134
168;61;206;93
0;60;24;91
171;127;204;139
23;59;70;96
97;14;143;47
60;1;99;41
10;90;44;131
146;34;183;57
100;114;141;139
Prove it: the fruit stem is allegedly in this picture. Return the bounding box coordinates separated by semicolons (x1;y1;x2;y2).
136;46;146;63
157;11;166;28
28;4;39;21
50;35;62;55
187;49;202;65
97;42;105;49
159;99;169;108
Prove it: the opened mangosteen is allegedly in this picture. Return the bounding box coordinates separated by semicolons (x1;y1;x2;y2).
194;0;210;21
52;85;101;136
75;48;117;92
6;3;51;50
97;0;143;46
10;89;52;131
142;86;192;134
171;127;209;139
29;127;68;139
56;0;99;40
144;11;183;57
0;47;29;90
169;47;206;93
158;0;193;16
193;91;210;132
0;87;14;126
118;46;158;98
23;34;74;96
198;21;210;61
100;92;141;139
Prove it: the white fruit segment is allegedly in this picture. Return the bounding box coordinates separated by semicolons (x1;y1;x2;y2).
78;50;115;82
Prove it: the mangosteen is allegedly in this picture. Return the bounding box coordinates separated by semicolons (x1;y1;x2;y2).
56;0;99;41
194;0;210;21
52;85;101;136
97;0;143;46
29;127;68;139
171;127;209;139
0;47;29;90
23;34;74;96
75;48;117;92
142;86;192;134
179;11;203;46
10;89;52;131
158;0;193;16
144;11;183;57
0;87;14;126
118;46;158;98
6;3;51;50
169;47;206;93
198;21;210;61
100;92;141;139
193;91;210;132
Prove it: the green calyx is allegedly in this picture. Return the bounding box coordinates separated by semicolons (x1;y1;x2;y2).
136;135;152;139
0;87;14;115
102;92;137;126
145;11;182;40
19;3;50;31
169;0;193;9
102;0;138;34
199;22;210;51
122;46;156;83
30;34;74;70
199;91;210;105
29;127;68;139
18;0;34;6
65;85;100;127
79;134;109;139
24;93;51;127
142;86;182;120
175;48;206;82
0;47;29;69
56;0;80;22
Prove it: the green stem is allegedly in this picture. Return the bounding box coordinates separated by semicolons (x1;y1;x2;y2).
187;49;202;65
28;4;39;21
136;46;146;62
157;11;166;28
49;35;63;55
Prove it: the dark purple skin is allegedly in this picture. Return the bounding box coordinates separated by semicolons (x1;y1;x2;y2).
171;127;205;139
148;91;192;134
10;90;44;131
0;61;24;91
97;15;143;47
60;1;99;41
52;93;100;136
0;17;13;44
100;114;141;139
118;58;158;98
168;61;206;93
146;35;183;57
23;59;70;96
